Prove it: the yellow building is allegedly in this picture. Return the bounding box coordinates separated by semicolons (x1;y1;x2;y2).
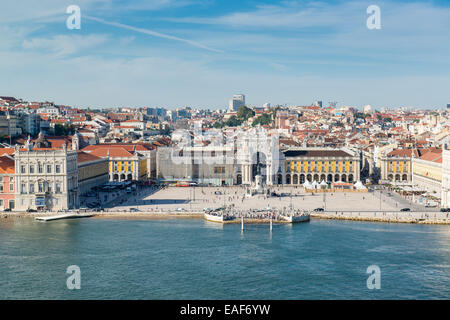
412;149;442;197
281;148;360;185
82;144;155;182
77;151;109;196
380;149;417;183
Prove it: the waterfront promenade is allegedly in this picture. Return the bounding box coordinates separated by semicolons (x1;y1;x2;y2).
104;185;404;212
3;186;448;224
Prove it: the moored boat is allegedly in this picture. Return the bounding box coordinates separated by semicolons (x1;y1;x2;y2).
280;213;310;223
203;212;236;223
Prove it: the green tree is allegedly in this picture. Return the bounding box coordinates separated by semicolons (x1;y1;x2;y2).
54;123;77;136
225;116;243;127
213;121;224;129
237;106;255;120
252;113;272;127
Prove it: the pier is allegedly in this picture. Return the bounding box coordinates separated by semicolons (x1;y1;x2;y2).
312;211;450;224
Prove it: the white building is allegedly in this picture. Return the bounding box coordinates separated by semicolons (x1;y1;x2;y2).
442;148;450;209
228;94;245;112
363;105;373;113
14;136;79;211
37;106;59;115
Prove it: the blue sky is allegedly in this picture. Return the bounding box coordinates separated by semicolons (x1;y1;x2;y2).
1;0;450;109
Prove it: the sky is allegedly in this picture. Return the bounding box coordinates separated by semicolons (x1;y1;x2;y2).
1;0;450;110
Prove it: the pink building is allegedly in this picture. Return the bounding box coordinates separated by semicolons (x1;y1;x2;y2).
0;156;15;210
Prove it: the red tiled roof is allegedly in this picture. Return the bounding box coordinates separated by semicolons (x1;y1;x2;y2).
0;156;14;174
419;149;442;163
90;147;133;158
0;148;15;156
387;149;419;158
77;151;104;164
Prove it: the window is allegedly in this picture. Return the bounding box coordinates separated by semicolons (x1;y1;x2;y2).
38;182;44;193
29;165;34;173
55;165;61;173
56;183;61;194
21;165;25;173
214;166;225;174
0;199;3;207
38;163;43;173
9;184;13;192
29;183;35;193
21;184;26;194
47;165;52;173
0;184;3;192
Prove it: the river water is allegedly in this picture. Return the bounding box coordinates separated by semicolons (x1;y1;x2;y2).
0;217;449;299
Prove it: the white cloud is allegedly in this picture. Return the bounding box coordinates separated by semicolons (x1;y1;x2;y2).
22;34;110;57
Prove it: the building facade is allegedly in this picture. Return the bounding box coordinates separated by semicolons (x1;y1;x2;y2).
77;151;109;196
82;144;155;182
281;148;360;185
156;145;239;186
157;130;361;187
412;149;442;197
380;149;418;183
228;94;245;112
0;156;15;210
14;144;79;211
442;148;450;209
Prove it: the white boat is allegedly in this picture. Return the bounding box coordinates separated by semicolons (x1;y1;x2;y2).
280;213;310;223
203;212;235;223
35;213;93;222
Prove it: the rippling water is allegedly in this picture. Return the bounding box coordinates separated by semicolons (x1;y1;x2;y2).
0;217;449;299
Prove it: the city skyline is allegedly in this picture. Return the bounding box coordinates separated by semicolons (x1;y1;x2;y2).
2;93;449;111
1;0;450;108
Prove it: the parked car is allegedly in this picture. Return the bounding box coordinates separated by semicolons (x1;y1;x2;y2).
130;208;140;212
440;208;450;212
4;208;11;212
176;207;186;212
26;208;37;213
214;191;222;195
425;202;438;208
400;208;411;212
313;208;324;212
